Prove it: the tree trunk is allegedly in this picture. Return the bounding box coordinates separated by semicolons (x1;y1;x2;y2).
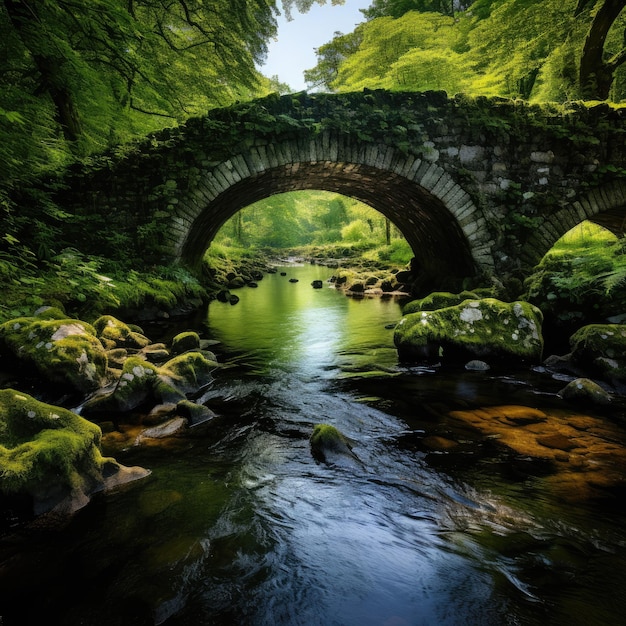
579;0;626;100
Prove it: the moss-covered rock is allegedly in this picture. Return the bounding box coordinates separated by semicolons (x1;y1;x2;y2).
310;423;360;465
0;389;147;515
157;351;218;397
557;378;613;406
394;298;543;363
170;331;201;355
0;315;109;393
83;357;161;414
569;324;626;384
402;291;479;315
93;315;151;349
83;351;218;415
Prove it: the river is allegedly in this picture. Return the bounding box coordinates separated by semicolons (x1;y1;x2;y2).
1;263;626;625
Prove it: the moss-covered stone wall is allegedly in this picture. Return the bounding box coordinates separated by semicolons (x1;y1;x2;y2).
54;90;626;286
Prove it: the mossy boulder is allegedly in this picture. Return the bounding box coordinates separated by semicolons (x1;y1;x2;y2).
0;389;147;515
569;324;626;384
394;298;544;363
157;351;218;397
93;315;151;350
0;314;109;393
310;423;360;465
557;378;613;407
83;351;218;415
402;291;479;315
170;331;201;356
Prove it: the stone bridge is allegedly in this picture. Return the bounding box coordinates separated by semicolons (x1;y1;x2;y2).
58;90;626;291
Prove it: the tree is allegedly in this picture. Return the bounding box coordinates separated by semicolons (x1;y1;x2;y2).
576;0;626;99
327;13;467;93
0;0;344;158
361;0;472;20
304;31;363;90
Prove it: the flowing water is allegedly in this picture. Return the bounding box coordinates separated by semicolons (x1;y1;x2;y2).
2;263;626;626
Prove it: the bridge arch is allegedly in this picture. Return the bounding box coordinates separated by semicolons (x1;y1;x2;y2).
168;133;495;285
521;179;626;267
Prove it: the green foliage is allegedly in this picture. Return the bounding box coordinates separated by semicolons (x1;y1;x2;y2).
307;0;626;102
524;221;626;322
210;190;408;251
0;248;206;324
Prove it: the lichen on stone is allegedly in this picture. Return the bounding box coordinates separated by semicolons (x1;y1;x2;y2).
0;315;109;392
394;297;544;363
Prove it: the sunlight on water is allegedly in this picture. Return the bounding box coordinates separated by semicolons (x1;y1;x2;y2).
2;264;626;626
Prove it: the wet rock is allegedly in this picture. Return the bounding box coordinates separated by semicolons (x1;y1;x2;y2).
536;433;578;451
170;331;201;355
216;290;230;303
311;280;323;289
93;315;151;350
310;423;361;466
228;294;240;305
0;313;109;393
106;348;128;369
157;351;218;395
289;278;299;283
227;276;245;289
138;343;170;363
135;417;188;444
144;402;178;425
0;389;148;516
465;359;490;371
394;298;543;364
83;351;218;415
176;399;217;426
558;378;613;406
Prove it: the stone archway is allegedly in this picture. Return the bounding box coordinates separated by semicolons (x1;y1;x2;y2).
169;134;495;286
521;179;626;267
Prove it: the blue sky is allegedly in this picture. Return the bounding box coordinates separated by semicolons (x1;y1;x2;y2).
259;0;371;92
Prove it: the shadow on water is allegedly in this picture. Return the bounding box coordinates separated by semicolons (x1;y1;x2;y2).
2;264;626;625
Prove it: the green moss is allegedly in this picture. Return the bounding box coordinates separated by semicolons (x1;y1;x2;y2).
402;291;480;315
395;298;544;362
33;306;68;321
310;424;351;453
569;324;626;382
570;324;626;357
93;315;151;349
170;331;201;355
0;389;104;494
0;316;109;392
158;351;218;394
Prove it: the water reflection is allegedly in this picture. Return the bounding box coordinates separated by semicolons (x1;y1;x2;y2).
2;264;626;626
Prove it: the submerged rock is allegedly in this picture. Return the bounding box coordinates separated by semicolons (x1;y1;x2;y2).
0;389;148;516
394;297;544;363
310;423;361;466
465;359;491;371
